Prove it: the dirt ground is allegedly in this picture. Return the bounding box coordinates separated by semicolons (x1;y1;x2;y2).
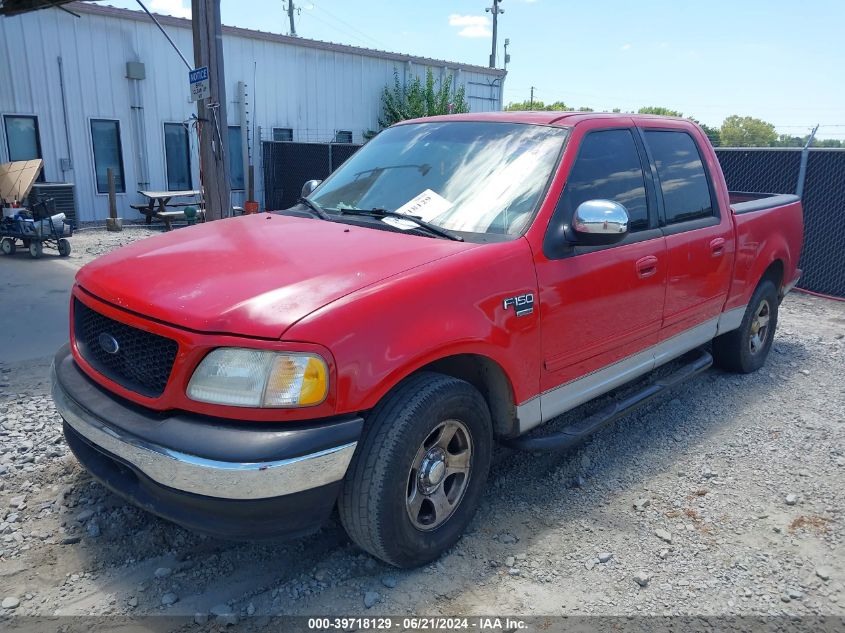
0;228;842;628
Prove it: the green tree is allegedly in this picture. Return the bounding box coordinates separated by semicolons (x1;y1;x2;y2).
772;133;843;148
638;107;721;146
504;99;571;111
378;68;468;128
719;115;777;147
678;117;721;147
637;106;684;117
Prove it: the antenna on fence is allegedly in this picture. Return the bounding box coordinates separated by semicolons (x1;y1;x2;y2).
796;124;819;199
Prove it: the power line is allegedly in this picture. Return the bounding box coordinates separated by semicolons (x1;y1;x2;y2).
297;5;384;49
308;1;386;49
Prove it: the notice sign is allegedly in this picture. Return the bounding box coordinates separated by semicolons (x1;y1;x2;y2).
189;66;210;102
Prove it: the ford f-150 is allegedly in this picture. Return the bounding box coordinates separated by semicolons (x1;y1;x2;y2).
51;112;803;567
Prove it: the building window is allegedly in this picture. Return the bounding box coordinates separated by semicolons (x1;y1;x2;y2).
164;123;192;191
90;119;126;194
334;130;353;144
273;127;293;142
644;130;714;224
4;115;44;181
227;126;244;190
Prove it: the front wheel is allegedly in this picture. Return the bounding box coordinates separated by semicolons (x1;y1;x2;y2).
338;372;492;568
29;241;43;259
713;279;779;373
58;238;72;257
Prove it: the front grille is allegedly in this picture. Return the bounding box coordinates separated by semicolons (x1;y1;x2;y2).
73;298;178;397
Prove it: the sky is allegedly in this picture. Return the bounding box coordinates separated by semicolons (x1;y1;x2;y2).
108;0;845;140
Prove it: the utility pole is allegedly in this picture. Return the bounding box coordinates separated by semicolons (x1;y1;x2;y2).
529;86;535;109
286;0;297;36
191;0;231;221
485;0;503;68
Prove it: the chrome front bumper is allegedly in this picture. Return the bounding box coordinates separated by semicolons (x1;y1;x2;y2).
51;362;358;501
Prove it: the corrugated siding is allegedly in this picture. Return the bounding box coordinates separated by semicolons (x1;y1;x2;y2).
0;8;504;221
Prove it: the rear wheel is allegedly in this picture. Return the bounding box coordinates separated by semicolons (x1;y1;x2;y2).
713;279;779;373
338;372;492;568
29;241;43;259
0;238;14;256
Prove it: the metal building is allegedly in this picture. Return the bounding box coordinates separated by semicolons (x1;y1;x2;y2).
0;2;506;222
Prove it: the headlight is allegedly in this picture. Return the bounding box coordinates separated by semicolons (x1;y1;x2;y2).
186;348;328;408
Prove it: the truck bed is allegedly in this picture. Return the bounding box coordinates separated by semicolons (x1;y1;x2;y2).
722;191;804;313
729;191;800;214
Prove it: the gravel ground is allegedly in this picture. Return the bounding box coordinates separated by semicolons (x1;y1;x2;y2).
62;224;164;264
0;228;843;625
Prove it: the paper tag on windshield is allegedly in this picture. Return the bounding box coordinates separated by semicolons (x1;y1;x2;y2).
394;189;452;222
381;216;418;230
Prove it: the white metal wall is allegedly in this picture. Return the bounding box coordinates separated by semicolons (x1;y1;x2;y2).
0;4;505;222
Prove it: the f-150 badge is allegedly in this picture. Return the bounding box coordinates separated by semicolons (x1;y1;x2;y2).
503;293;535;317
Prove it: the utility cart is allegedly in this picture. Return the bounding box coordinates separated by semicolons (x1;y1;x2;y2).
1;198;73;258
1;159;73;259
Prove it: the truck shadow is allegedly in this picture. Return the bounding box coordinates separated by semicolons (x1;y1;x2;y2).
63;334;810;615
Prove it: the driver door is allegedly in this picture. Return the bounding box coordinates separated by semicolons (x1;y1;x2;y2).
534;125;667;405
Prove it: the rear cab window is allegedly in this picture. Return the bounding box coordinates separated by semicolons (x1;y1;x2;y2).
643;130;716;227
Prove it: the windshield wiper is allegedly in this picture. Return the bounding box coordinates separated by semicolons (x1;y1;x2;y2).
337;207;464;242
297;197;332;221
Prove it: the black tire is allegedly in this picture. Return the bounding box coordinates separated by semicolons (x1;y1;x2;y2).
29;241;43;259
0;238;14;256
338;372;493;568
713;279;779;373
58;238;71;257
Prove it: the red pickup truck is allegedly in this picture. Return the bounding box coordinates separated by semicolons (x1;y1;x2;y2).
51;113;803;568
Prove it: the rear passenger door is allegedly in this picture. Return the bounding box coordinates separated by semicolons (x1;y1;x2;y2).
640;128;733;341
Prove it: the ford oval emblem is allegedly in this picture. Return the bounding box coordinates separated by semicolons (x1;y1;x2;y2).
98;333;120;355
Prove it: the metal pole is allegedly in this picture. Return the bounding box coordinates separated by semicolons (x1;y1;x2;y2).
486;0;503;68
135;0;192;71
56;57;74;176
796;124;819;199
529;86;534;109
287;0;297;36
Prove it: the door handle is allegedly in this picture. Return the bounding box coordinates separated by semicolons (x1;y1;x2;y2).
710;238;726;257
635;256;658;279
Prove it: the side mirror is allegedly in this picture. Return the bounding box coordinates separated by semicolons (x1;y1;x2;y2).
572;200;629;244
301;179;322;198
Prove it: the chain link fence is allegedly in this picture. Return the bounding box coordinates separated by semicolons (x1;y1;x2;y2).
715;148;845;298
262;142;844;298
262;141;362;210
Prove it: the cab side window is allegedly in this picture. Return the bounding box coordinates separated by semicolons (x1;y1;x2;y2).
557;129;650;233
644;130;714;224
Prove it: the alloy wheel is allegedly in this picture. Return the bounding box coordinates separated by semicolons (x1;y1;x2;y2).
405;419;472;531
748;299;771;355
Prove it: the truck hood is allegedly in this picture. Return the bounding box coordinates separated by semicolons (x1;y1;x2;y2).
76;214;475;339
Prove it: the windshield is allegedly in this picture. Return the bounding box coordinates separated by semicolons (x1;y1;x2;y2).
308;121;569;237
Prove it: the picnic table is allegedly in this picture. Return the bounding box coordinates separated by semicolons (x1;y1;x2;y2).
133;190;203;230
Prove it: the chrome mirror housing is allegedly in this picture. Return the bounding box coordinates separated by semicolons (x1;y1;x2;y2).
301;179;322;198
573;199;629;237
